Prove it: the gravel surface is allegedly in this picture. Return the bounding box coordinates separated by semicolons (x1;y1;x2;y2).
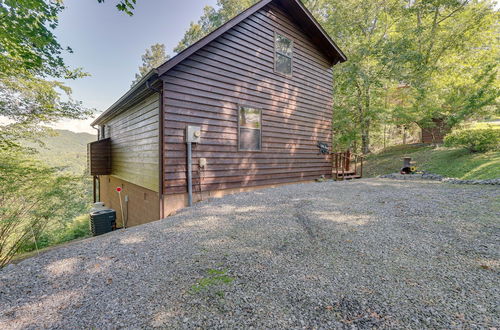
1;178;499;329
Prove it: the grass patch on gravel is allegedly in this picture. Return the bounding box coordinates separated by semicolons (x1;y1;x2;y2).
190;269;234;294
364;144;499;179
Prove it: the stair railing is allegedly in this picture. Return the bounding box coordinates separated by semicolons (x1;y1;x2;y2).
332;151;364;180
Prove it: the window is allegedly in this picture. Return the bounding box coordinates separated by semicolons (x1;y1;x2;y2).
274;32;293;75
238;107;262;151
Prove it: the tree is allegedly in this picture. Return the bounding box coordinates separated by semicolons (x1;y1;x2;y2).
317;0;407;153
132;44;169;86
0;0;131;266
174;0;257;53
0;149;89;267
314;0;499;153
97;0;138;16
393;0;500;130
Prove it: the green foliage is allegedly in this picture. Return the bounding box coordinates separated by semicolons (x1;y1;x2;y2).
0;149;90;267
174;0;257;53
364;144;500;179
0;0;77;79
0;0;93;151
97;0;137;16
190;268;235;293
0;77;92;150
24;129;96;174
132;43;169;86
317;0;499;153
444;128;500;153
17;214;91;253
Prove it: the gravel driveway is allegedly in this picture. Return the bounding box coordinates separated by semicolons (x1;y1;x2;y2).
1;179;498;329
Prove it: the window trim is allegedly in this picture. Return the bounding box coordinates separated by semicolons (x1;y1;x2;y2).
273;31;294;77
237;105;263;152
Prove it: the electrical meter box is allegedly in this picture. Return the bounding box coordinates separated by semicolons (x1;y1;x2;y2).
186;125;201;143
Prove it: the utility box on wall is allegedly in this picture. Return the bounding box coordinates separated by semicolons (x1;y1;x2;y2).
186;126;201;143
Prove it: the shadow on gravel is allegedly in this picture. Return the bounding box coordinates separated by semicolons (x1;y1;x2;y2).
1;180;498;329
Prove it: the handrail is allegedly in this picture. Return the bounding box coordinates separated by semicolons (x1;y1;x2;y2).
331;151;364;180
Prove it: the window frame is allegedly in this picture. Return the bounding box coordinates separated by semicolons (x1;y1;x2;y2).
273;31;294;77
237;105;263;152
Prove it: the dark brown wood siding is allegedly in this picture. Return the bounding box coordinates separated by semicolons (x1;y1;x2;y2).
162;4;333;194
88;138;111;176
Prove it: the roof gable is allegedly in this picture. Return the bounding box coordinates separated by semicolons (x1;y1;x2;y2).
91;0;346;126
157;0;346;76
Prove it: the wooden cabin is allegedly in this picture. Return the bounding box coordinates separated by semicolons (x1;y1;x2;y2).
88;0;346;227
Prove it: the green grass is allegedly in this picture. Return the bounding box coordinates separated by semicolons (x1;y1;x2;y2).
190;268;235;294
17;214;91;254
364;144;500;180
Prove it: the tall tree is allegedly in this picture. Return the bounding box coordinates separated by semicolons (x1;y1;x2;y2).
314;0;498;152
393;0;500;130
0;0;138;267
174;0;257;53
132;43;169;86
0;0;91;150
317;0;406;153
172;0;498;154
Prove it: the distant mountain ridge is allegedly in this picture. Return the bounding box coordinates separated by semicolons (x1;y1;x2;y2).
29;129;96;174
41;129;96;151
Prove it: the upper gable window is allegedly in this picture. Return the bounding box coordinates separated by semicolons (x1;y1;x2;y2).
274;33;293;76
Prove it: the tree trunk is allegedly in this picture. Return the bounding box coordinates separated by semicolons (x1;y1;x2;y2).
361;124;370;154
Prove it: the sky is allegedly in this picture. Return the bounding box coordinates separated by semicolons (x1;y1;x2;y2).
51;0;218;134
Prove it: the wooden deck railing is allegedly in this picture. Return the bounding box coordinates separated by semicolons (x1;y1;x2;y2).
332;151;364;180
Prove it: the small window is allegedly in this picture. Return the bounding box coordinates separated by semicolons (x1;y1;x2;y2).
274;33;293;76
238;107;262;151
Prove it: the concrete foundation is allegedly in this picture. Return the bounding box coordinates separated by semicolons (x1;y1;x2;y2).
99;175;160;227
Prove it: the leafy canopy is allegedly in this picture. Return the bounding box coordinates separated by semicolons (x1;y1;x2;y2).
132;43;169;86
174;0;258;53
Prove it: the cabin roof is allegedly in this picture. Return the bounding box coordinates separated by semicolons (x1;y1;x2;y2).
91;0;346;126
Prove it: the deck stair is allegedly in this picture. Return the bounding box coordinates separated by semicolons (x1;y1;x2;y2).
332;151;364;180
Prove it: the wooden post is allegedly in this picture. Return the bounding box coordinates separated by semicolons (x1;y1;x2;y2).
360;157;364;178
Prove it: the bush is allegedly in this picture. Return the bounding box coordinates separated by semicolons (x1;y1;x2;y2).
17;214;91;253
444;128;500;153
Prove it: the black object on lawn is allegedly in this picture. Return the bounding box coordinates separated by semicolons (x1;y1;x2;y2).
401;157;416;174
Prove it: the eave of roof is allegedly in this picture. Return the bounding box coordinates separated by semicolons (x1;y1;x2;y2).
91;70;159;126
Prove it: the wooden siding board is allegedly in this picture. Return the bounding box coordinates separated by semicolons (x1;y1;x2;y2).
164;90;331;123
244;12;331;66
104;94;160;192
164;68;332;112
188;51;332;97
88;138;112;175
163;84;332;125
162;5;333;194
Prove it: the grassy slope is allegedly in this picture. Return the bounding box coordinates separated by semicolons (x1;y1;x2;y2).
364;144;500;180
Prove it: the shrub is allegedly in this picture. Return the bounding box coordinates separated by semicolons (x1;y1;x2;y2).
444;128;500;153
17;214;91;253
